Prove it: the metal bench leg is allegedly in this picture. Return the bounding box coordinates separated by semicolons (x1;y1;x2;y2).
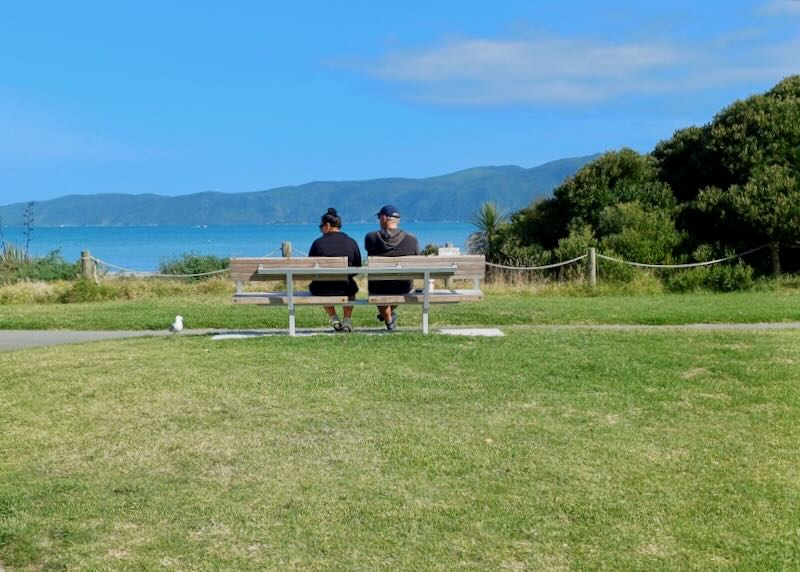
287;272;296;336
422;271;430;334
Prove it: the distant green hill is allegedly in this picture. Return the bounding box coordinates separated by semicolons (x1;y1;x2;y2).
0;155;597;226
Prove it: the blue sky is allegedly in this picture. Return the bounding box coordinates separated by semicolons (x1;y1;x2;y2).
1;0;798;205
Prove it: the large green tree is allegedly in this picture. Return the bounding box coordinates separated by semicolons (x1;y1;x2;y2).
652;126;728;202
492;75;800;279
501;197;568;252
697;165;800;274
553;148;675;230
695;75;800;272
710;76;800;186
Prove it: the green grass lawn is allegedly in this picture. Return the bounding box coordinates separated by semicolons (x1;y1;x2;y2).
2;327;799;570
1;288;800;330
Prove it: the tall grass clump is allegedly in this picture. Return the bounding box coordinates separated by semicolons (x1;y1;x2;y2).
0;281;70;304
54;275;233;303
158;251;229;280
484;270;664;297
664;262;754;292
0;246;80;284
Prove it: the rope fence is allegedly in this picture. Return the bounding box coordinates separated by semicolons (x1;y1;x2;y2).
84;246;282;279
80;241;775;286
595;244;769;269
486;244;768;271
91;257;230;278
485;254;587;270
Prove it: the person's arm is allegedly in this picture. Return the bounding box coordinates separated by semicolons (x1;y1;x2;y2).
352;240;363;267
410;235;420;255
309;239;320;257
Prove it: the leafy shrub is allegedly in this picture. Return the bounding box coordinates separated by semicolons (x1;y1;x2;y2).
596;249;638;283
664;262;754;292
597;202;683;264
496;236;551;266
14;250;80;281
707;263;754;291
0;249;80;283
663;267;708;292
421;243;439;255
552;225;594;281
159;252;229;280
58;279;119;303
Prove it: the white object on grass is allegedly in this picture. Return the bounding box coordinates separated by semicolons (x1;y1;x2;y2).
438;328;504;337
170;315;184;333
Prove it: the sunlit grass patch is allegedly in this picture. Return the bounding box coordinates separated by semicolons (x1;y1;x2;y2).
1;328;799;569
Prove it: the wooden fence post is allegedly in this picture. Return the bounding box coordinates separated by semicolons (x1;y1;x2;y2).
588;247;597;288
81;250;93;280
281;241;292;258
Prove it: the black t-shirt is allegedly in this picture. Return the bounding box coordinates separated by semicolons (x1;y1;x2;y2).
364;229;420;295
308;231;362;297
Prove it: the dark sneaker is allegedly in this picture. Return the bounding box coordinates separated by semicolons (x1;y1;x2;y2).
385;312;398;332
329;315;343;332
341;318;354;333
376;313;385;322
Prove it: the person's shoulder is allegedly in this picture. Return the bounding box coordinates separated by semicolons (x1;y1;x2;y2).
340;232;359;245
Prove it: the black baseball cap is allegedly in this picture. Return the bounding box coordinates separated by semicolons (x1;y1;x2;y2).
376;204;401;218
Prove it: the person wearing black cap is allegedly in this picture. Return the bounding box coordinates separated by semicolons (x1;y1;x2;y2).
309;208;362;332
364;204;419;331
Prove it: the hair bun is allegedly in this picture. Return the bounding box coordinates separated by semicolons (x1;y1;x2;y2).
327;208;338;216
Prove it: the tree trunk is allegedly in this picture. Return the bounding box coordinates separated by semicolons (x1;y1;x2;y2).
770;241;781;276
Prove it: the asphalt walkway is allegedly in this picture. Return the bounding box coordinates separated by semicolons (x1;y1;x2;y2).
2;322;800;352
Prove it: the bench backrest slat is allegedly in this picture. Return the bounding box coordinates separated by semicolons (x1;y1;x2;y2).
230;257;349;282
366;255;485;279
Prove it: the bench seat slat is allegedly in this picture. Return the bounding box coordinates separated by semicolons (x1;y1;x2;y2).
234;292;349;305
368;289;483;304
367;272;456;280
366;255;485;279
230;256;349;283
255;273;352;281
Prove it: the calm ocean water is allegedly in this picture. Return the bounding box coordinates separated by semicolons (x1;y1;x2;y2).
1;223;474;271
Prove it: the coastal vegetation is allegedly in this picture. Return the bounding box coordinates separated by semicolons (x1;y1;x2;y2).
472;76;800;287
0;207;80;284
158;252;230;278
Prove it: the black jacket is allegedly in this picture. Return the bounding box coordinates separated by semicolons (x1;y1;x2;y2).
308;231;362;297
364;229;419;295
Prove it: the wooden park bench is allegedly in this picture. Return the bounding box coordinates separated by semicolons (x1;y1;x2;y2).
230;254;485;335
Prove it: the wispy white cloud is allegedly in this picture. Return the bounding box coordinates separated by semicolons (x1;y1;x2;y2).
350;32;800;106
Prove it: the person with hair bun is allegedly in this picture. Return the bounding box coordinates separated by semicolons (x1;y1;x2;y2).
309;208;362;332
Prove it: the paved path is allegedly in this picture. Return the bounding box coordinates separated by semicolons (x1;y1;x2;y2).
2;322;800;352
0;328;360;351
